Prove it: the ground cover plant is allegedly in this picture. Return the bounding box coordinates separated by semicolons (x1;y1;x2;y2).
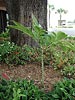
0;29;10;42
0;75;75;100
48;78;75;100
61;66;75;78
0;78;47;100
0;41;26;65
0;37;75;69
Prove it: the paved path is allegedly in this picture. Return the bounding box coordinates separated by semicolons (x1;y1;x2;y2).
48;28;75;36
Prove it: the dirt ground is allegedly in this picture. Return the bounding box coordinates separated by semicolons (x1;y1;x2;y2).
0;63;63;92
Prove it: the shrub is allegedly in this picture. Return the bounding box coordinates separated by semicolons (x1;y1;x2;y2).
48;78;75;100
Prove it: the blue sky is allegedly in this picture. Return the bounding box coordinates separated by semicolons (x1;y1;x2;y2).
48;0;75;26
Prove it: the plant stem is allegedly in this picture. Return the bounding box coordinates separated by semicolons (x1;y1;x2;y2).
41;46;44;86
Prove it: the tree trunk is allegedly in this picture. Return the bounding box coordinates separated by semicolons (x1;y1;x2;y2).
0;10;7;33
60;14;62;26
49;9;51;28
4;0;47;46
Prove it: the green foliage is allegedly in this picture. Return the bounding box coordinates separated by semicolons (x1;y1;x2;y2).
9;14;73;86
48;78;75;100
0;79;47;100
0;41;40;65
0;29;10;38
0;37;75;69
49;36;75;69
0;41;15;62
61;66;75;78
0;79;13;100
1;78;75;100
57;8;67;14
0;41;28;65
0;29;10;43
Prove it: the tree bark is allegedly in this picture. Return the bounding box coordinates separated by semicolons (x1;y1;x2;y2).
49;9;51;28
0;10;7;33
60;14;62;26
4;0;47;46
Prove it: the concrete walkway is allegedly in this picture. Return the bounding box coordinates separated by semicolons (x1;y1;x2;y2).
48;28;75;36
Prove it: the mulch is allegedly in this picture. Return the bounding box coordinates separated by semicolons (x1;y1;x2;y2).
0;63;63;92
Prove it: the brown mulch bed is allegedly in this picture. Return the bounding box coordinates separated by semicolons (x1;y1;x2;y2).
0;63;63;92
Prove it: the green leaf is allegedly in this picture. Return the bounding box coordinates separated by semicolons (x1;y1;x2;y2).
56;31;67;40
9;21;34;38
52;94;59;98
32;13;39;27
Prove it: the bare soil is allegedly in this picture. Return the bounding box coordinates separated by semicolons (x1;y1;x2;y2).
0;63;63;92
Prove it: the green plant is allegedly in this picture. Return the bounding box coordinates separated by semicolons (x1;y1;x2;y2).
0;41;15;62
13;88;25;100
55;8;68;26
0;41;40;65
48;4;55;27
50;36;75;69
0;29;10;38
0;79;13;100
0;41;24;65
61;66;75;78
9;14;74;86
0;29;10;43
48;78;75;100
0;79;48;100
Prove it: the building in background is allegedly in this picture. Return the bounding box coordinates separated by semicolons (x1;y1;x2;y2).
58;20;66;26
